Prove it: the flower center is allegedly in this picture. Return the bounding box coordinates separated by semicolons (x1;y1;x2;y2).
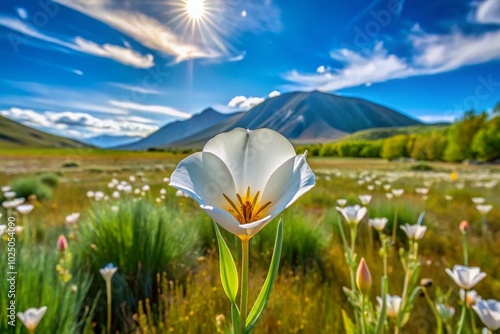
223;186;272;225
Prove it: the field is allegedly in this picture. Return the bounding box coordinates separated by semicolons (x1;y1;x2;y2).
1;148;499;333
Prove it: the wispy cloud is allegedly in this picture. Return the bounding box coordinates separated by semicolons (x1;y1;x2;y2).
108;101;191;118
284;28;500;91
1;108;158;137
0;16;154;68
474;0;500;24
108;82;161;95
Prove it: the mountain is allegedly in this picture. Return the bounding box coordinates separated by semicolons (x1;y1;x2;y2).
0;115;88;149
118;108;238;150
163;91;422;149
85;135;142;148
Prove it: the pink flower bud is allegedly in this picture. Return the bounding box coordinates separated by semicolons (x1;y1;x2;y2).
459;221;469;234
57;235;68;252
356;258;372;295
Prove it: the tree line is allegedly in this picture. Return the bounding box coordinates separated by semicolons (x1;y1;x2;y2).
298;103;500;163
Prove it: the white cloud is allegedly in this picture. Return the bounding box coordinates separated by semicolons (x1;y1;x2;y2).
475;0;500;24
316;65;326;74
227;95;265;109
108;101;191;118
268;90;281;98
285;28;500;91
1;108;158;137
0;16;154;68
72;69;83;75
73;37;154;68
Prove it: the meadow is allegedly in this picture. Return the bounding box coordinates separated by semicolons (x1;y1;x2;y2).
0;147;499;334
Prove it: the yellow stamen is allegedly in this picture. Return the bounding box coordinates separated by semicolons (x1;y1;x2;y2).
223;187;272;225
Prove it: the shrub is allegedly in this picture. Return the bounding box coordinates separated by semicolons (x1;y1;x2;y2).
62;161;80;168
39;173;60;187
381;134;409;160
10;177;53;200
75;199;201;330
410;163;434;171
252;208;328;276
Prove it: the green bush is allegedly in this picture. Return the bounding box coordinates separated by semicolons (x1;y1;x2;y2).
0;243;92;333
10;177;53;200
75;199;201;329
410;163;434;171
62;161;80;168
252;208;328;276
38;173;60;187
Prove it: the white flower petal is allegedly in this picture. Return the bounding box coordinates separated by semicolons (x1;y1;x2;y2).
203;128;296;193
261;154;316;217
170;152;236;208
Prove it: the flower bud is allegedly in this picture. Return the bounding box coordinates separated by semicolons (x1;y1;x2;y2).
420;278;433;287
356;258;372;295
459;220;469;234
57;235;68;252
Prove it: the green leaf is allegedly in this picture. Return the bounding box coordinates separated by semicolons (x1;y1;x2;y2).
342;309;356;334
245;217;284;333
214;222;239;303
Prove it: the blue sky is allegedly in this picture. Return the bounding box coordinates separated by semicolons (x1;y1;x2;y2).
0;0;500;139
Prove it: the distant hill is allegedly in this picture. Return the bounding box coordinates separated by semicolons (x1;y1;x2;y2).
161;91;422;149
0;115;88;149
85;134;142;148
118;108;238;150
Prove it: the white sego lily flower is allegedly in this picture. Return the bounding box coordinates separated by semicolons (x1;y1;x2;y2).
65;213;80;226
377;294;402;318
472;197;486;205
170;128;316;238
17;306;47;331
100;263;118;282
391;189;404;197
473;299;500;331
445;265;486;290
369;217;388;231
336;199;347;208
400;223;427;240
336;205;367;225
358;195;372;206
476;204;492;216
16;204;34;215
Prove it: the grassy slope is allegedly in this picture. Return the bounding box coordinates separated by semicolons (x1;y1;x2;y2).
0;115;88;148
335;123;449;142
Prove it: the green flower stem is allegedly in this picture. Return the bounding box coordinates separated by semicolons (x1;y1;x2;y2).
106;279;112;334
391;205;399;245
462;232;468;266
469;307;477;334
456;303;467;334
360;295;367;334
239;238;250;334
380;234;389;278
422;287;442;334
337;217;356;290
350;224;357;253
481;215;488;235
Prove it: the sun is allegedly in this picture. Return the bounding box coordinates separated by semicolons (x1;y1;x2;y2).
185;0;205;19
